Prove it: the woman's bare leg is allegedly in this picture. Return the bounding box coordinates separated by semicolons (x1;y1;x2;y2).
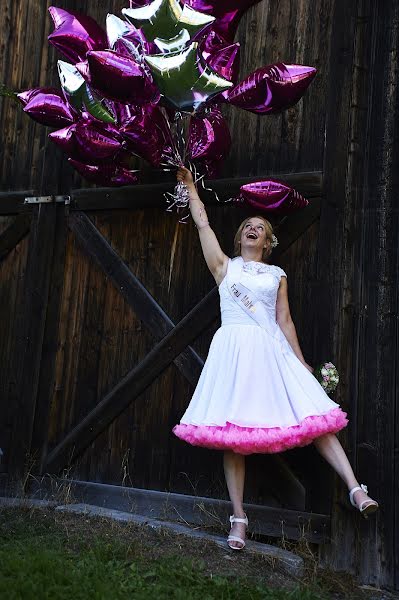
313;433;377;508
223;451;247;547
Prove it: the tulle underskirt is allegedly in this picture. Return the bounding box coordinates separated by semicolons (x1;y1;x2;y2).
173;407;348;455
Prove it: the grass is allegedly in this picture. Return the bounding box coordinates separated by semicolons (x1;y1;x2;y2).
0;506;392;600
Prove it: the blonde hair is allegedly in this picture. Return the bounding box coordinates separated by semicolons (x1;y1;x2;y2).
233;215;274;263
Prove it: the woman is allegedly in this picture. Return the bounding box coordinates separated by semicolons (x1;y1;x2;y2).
172;167;379;550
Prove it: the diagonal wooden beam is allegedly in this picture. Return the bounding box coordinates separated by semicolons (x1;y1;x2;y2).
45;286;218;473
0;214;31;262
46;198;322;473
68;211;205;387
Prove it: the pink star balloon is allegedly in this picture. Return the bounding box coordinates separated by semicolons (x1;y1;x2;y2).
227;63;317;114
48;6;107;64
69;159;139;186
120;105;173;166
187;106;231;163
18;88;76;127
86;50;160;105
235;179;309;213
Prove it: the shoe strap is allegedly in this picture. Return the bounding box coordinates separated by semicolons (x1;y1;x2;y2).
359;499;377;512
227;535;245;546
229;514;248;525
349;484;368;507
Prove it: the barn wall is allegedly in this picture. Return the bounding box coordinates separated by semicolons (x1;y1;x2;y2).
0;0;398;591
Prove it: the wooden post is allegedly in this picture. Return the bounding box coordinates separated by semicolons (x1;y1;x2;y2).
29;205;68;475
7;203;56;484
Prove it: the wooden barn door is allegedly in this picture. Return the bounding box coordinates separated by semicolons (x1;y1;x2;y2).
0;175;329;541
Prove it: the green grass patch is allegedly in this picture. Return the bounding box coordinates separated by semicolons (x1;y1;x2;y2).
0;508;333;600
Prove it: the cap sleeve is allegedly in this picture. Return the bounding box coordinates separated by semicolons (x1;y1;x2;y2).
276;266;287;280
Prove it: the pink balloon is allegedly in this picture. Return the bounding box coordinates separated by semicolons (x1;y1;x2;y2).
206;42;240;80
48;6;107;63
75;60;91;81
69;159;139;186
236;179;309;213
187;106;231;163
50;121;133;168
73;121;122;162
20;88;76;127
86;50;160;105
206;42;240;100
120;105;172;166
114;26;156;56
227;63;317;114
17;88;43;107
49;125;79;158
109;102;138;128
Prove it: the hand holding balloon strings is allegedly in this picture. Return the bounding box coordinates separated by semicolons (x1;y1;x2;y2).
177;166;210;229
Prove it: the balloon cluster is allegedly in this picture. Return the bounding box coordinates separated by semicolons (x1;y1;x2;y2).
16;1;316;212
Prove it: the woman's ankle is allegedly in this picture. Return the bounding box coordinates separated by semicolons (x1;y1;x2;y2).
232;509;246;519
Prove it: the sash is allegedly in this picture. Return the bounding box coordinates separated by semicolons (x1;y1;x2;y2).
226;257;293;355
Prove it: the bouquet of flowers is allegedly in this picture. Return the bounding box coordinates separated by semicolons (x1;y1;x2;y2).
313;361;339;395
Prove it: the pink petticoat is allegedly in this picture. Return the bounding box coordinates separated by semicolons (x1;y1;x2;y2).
173;408;348;455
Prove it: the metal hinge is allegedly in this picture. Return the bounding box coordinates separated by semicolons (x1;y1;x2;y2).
24;195;71;206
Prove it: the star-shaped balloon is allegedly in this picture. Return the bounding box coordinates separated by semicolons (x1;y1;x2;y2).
122;0;215;43
144;42;233;111
227;63;317;114
48;6;107;64
58;60;116;123
154;29;191;53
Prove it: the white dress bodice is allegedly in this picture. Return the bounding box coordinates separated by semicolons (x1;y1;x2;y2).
219;258;287;327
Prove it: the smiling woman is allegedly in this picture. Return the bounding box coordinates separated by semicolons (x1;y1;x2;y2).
172;166;379;551
233;216;277;262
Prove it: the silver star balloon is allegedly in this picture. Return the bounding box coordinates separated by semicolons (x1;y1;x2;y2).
122;0;215;43
144;41;233;111
154;29;191;53
106;14;132;49
58;60;116;124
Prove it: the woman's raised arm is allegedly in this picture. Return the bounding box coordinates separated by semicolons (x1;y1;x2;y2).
177;167;228;285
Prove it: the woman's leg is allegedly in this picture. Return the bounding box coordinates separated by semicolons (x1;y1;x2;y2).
223;450;247;547
313;433;377;508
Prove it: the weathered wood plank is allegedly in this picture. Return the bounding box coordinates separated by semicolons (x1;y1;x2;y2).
30;206;68;475
8;204;56;481
30;477;331;544
0;192;35;216
318;0;399;590
0;214;30;262
0;173;322;215
68;211;204;386
71;171;323;212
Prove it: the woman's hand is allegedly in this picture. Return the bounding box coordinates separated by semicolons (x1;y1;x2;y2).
303;363;314;373
177;166;195;189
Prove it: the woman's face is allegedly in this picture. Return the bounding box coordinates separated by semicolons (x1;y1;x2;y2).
240;218;270;254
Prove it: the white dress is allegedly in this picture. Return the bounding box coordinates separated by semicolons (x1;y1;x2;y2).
173;257;348;455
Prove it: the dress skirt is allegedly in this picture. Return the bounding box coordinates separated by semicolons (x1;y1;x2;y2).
173;323;348;455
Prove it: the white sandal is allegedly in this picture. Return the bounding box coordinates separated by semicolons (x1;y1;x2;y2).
349;484;379;518
227;514;248;550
